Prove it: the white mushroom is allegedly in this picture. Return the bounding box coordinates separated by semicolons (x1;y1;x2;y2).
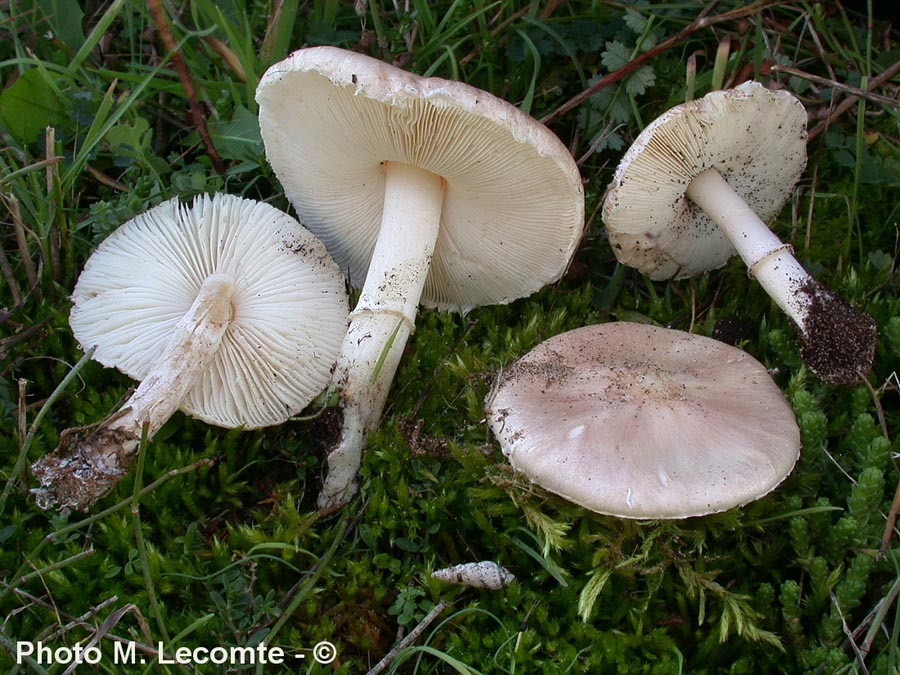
32;194;349;511
602;81;876;385
486;322;801;519
256;46;584;509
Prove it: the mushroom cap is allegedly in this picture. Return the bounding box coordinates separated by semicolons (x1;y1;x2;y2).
486;322;800;519
601;81;808;280
256;46;584;312
70;193;349;429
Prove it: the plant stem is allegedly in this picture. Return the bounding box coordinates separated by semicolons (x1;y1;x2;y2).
365;600;450;675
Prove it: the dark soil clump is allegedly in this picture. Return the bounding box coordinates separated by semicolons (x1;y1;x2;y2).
796;278;877;386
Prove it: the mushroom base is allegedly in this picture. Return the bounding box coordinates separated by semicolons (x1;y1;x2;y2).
794;277;877;385
31;423;141;513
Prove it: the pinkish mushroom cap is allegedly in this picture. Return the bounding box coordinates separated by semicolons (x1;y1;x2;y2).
487;322;800;519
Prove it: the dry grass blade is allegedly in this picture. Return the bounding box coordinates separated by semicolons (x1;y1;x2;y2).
807;59;900;141
772;65;900;109
0;241;22;306
146;0;227;174
365;600;450;675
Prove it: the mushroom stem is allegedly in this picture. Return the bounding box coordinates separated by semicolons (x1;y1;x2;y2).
685;168;876;385
32;273;237;511
685;168;812;325
108;272;237;440
318;161;444;509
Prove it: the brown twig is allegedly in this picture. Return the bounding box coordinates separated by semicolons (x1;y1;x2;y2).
5;192;38;290
85;164;128;192
146;0;227;174
771;64;900;108
879;474;900;559
541;0;786;126
0;240;21;305
204;35;247;82
807;59;900;141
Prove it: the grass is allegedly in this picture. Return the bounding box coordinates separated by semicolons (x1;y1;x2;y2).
1;0;900;673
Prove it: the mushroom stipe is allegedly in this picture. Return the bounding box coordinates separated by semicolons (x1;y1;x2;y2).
33;424;141;511
795;277;878;386
257;46;584;509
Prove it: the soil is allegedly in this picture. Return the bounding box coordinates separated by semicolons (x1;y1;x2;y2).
796;277;878;386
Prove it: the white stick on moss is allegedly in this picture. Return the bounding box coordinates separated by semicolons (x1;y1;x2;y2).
318;161;444;509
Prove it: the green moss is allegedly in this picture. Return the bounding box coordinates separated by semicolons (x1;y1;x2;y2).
2;1;900;672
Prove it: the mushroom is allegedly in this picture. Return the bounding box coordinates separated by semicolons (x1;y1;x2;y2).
601;81;876;385
256;46;584;509
486;322;801;519
32;194;349;511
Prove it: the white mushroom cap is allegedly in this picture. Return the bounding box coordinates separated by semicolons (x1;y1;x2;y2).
486;322;800;519
602;81;807;279
70;193;349;429
256;46;584;312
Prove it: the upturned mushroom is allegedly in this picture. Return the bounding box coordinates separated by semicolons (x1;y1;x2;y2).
601;81;876;385
256;46;584;509
32;194;349;512
486;322;801;519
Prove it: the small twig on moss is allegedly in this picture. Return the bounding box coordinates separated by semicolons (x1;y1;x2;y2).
18;590;119;645
859;572;900;660
832;591;871;675
771;65;900;108
3;589;162;668
879;478;900;559
365;600;451;675
146;0;227;174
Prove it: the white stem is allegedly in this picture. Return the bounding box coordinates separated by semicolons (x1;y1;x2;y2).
109;272;237;444
318;162;444;509
686;168;813;326
32;273;236;511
